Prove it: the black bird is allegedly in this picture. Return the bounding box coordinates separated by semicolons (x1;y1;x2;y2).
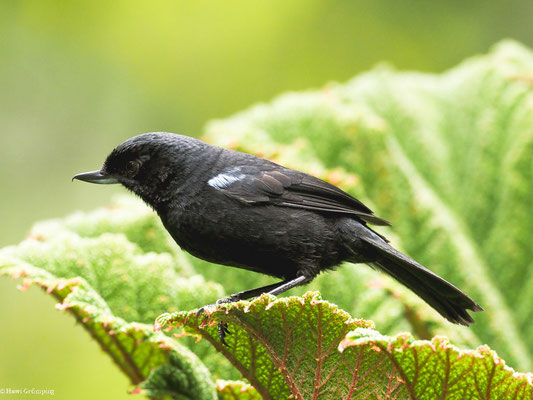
74;132;482;342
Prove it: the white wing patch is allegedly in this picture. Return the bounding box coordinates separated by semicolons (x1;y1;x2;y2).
208;170;245;189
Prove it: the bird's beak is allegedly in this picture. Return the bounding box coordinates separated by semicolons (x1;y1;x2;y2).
72;170;119;184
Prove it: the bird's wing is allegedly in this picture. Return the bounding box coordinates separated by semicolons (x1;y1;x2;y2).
207;166;390;226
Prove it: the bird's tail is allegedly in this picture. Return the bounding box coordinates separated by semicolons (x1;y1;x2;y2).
361;234;483;326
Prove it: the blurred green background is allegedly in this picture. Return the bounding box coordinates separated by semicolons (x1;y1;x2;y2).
1;1;533;399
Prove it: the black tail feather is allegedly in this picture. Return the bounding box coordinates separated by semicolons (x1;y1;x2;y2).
362;235;482;326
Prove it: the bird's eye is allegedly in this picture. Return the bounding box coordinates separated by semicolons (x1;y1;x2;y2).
125;160;141;176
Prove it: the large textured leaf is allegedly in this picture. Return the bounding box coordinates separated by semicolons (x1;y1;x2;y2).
0;196;223;399
203;40;533;372
156;292;533;400
339;330;533;400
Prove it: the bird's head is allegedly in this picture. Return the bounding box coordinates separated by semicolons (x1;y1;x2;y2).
73;132;208;207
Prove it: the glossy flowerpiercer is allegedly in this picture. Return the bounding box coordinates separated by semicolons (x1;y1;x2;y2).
74;132;482;343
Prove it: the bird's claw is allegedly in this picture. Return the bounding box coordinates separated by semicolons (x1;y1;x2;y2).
195;306;209;322
218;322;231;346
195;295;239;346
195;296;233;321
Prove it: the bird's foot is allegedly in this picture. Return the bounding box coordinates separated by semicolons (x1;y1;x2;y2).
195;295;240;346
194;295;238;319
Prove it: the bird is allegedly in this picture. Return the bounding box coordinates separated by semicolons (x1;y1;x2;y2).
73;132;482;343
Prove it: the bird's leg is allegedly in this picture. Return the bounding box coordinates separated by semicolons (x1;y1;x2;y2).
218;280;296;303
196;280;292;319
197;275;311;346
264;275;309;296
196;280;290;346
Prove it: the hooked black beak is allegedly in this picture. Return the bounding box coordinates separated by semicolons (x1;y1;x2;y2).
72;170;119;184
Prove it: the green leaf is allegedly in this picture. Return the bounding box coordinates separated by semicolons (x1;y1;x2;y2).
202;40;533;372
157;292;532;400
216;380;261;400
0;196;221;399
157;292;373;399
339;330;533;400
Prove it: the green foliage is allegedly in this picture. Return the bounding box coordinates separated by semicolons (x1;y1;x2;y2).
158;292;374;399
204;40;533;372
2;41;533;398
9;196;222;323
216;381;261;400
0;196;223;399
157;293;532;400
339;330;533;399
